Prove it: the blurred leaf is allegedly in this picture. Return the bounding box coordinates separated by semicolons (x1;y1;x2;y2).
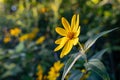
84;28;118;51
8;49;15;54
3;63;16;70
84;59;110;80
62;52;83;80
15;42;25;52
69;70;83;80
2;63;22;78
91;48;108;60
112;46;120;51
21;75;33;80
1;70;13;78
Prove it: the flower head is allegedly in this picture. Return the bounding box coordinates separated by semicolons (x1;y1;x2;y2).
47;61;64;80
36;36;45;44
36;65;47;80
36;65;43;80
54;14;80;58
10;27;21;37
3;35;11;43
19;34;28;42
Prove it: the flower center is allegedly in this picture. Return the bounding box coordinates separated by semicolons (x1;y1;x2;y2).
67;32;74;39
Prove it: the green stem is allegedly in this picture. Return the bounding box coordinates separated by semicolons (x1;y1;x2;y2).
78;42;88;63
78;42;84;52
78;42;89;80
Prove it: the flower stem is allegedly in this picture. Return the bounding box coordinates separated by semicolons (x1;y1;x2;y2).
78;42;84;52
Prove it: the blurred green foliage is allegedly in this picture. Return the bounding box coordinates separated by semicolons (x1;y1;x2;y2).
0;0;120;80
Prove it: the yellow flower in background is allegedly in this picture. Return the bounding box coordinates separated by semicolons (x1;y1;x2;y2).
19;34;28;42
91;0;100;4
10;27;21;37
0;0;4;3
36;36;45;44
36;65;43;80
54;14;80;58
28;27;39;40
47;61;64;80
3;35;11;43
19;27;39;42
40;7;48;13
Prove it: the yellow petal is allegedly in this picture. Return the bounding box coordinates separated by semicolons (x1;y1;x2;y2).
76;14;79;26
36;36;45;44
55;37;65;44
61;17;71;31
60;40;73;58
55;39;61;44
74;26;80;37
71;14;76;30
54;37;69;51
75;14;79;31
72;38;79;45
54;61;64;71
72;14;79;32
55;27;67;36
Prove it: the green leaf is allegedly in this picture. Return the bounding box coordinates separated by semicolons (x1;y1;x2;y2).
15;42;25;52
2;63;22;78
1;70;13;78
69;70;83;80
3;63;16;70
84;28;118;51
91;48;108;60
61;52;83;80
84;59;110;80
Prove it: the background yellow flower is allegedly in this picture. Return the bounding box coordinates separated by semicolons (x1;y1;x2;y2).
19;34;28;42
3;35;11;43
47;61;64;80
10;27;21;37
36;36;45;44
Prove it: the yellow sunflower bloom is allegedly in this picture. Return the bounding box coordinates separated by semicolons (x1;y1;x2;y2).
47;61;64;80
36;65;43;80
19;34;28;42
54;14;80;58
3;35;11;43
36;36;45;44
10;27;21;37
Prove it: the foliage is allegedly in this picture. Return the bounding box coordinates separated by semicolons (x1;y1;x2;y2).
0;0;120;80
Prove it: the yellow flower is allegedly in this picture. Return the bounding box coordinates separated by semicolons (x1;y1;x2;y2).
40;7;48;13
91;0;100;4
36;65;43;80
54;14;80;58
28;27;39;40
3;35;11;43
0;0;4;3
47;61;64;80
19;34;28;42
36;36;45;44
10;27;21;37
